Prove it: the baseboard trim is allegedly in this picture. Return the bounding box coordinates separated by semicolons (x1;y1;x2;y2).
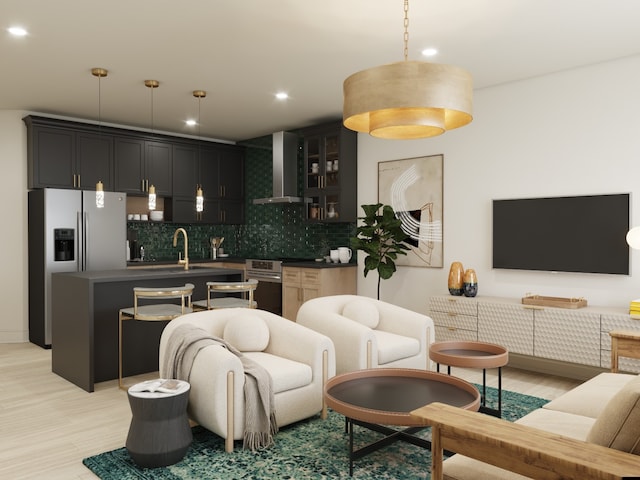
0;331;29;344
508;353;606;381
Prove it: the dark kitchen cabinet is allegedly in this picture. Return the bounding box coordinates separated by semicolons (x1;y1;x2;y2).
23;115;241;220
114;137;172;196
302;121;357;222
170;142;244;224
172;144;200;197
219;147;244;199
25;116;113;190
76;132;114;190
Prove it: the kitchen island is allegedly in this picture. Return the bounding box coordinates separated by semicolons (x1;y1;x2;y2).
51;266;242;392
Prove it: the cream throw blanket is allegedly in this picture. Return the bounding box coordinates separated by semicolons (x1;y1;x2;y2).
160;323;278;450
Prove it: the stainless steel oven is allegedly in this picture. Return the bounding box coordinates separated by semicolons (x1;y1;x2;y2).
245;259;283;316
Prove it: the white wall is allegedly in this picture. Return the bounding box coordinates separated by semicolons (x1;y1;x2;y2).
357;55;640;312
0;111;28;342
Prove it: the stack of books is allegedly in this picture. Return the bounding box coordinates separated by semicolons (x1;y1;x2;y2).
629;299;640;319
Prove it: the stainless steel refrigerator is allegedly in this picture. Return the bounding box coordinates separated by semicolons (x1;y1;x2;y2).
28;188;127;347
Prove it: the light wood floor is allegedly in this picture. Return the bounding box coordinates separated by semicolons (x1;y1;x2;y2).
0;342;583;480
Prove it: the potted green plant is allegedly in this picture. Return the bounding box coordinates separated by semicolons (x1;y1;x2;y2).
350;203;411;299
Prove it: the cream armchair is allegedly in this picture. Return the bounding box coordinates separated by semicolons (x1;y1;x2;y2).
159;308;335;452
297;295;434;375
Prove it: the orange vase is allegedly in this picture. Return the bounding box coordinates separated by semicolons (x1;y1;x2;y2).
448;262;464;296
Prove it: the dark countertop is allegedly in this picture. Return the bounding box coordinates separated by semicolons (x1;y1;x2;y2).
127;257;245;267
127;258;357;269
283;261;357;269
53;265;243;283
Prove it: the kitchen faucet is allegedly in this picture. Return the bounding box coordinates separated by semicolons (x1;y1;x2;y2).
172;228;189;270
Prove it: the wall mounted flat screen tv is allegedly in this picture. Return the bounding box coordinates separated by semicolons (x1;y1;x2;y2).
492;193;630;275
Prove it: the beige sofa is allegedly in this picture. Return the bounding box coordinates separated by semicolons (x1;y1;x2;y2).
411;372;640;479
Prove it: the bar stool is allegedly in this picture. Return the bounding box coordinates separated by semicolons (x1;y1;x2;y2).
119;283;194;389
192;279;258;310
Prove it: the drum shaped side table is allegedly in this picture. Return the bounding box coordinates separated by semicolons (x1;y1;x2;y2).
126;380;192;468
429;341;509;417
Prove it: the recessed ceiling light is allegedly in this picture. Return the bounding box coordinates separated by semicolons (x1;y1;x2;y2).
186;119;197;127
422;48;438;57
8;26;28;36
275;92;289;100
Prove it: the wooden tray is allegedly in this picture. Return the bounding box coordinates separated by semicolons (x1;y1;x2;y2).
521;295;587;309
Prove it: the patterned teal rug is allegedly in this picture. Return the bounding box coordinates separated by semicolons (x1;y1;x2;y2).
83;385;547;479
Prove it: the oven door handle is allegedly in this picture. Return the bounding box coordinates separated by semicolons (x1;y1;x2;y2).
247;273;282;283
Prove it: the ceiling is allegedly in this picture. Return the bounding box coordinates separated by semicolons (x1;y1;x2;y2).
2;1;640;143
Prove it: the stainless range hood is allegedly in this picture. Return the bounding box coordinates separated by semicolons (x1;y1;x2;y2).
253;131;309;204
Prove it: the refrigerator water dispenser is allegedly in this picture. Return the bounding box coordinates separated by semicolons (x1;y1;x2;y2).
54;228;74;261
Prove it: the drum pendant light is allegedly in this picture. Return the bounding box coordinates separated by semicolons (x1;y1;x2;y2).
343;0;473;139
193;90;206;215
92;67;107;207
145;80;159;210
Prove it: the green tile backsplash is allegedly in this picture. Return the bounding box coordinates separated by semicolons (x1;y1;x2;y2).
128;133;356;262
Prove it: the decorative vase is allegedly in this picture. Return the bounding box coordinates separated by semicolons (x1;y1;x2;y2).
448;262;464;296
463;269;478;297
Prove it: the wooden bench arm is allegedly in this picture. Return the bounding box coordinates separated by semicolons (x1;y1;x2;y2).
410;402;640;480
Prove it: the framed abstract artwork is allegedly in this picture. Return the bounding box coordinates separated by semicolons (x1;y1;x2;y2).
378;154;443;268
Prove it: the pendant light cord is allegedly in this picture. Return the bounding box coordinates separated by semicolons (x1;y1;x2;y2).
403;0;409;62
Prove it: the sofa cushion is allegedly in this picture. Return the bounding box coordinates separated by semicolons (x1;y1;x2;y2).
243;352;312;394
373;330;420;364
516;408;596;441
443;454;531;480
543;372;637;419
586;376;640;454
342;299;379;329
223;314;269;352
443;408;598;480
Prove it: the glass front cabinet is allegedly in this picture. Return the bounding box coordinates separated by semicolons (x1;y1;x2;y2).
302;122;357;222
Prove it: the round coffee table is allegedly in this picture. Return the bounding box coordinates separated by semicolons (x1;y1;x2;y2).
429;341;509;417
324;368;480;476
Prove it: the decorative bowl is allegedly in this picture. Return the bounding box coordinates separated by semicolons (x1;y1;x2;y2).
149;210;164;221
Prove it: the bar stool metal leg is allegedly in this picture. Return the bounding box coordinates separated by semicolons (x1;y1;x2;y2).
119;311;125;390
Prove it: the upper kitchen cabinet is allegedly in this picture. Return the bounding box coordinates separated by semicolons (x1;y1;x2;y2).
114;137;172;196
170;142;244;224
24;116;114;190
302;121;357;222
172;143;200;197
219;147;244;200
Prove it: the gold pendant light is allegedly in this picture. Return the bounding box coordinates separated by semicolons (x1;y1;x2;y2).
343;0;473;139
193;90;206;214
92;67;108;207
145;79;159;210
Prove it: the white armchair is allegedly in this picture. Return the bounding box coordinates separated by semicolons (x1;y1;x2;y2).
297;295;434;375
159;308;335;452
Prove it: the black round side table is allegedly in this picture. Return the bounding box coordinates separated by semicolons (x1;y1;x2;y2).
126;379;192;468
